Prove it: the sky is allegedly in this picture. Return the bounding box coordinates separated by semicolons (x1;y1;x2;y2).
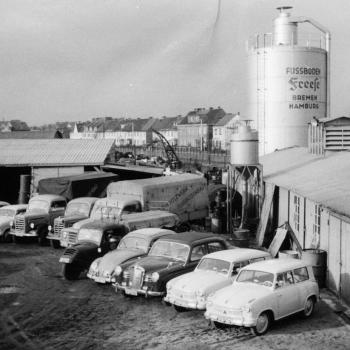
0;0;349;126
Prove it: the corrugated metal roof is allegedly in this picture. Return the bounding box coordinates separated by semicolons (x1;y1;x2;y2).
260;147;350;217
0;139;114;166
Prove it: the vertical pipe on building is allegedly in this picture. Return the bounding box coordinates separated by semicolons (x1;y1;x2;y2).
18;174;31;204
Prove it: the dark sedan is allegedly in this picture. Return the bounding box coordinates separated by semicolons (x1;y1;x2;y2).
113;232;230;297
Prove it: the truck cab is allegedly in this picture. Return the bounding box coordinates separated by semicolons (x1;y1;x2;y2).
47;197;99;249
11;194;67;245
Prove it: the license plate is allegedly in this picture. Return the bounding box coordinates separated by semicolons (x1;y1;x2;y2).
125;288;138;296
59;257;70;263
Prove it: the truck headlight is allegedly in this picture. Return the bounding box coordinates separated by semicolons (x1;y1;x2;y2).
151;272;160;282
115;266;122;276
48;225;52;231
30;223;34;229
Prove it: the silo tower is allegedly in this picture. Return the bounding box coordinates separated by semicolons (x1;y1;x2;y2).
248;7;330;155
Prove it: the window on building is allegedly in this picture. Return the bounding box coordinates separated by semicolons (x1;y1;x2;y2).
293;195;300;232
313;204;321;236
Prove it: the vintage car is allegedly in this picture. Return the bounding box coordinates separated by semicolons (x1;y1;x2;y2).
204;259;319;336
0;204;27;242
114;232;230;297
59;220;129;280
164;248;272;311
47;197;99;248
87;228;176;284
11;194;67;245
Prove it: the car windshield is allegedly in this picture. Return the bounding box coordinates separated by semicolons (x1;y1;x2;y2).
118;237;148;251
65;202;90;216
149;241;190;262
28;199;49;211
0;208;15;217
196;258;230;275
77;228;102;245
236;269;274;286
92;205;120;220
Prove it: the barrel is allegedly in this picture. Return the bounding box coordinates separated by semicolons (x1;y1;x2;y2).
232;229;250;248
18;175;31;204
301;249;327;288
278;250;299;259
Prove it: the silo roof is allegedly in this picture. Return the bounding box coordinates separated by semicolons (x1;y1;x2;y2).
260;147;350;218
0;139;114;167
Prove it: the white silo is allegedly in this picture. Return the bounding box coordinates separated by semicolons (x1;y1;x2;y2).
248;7;330;155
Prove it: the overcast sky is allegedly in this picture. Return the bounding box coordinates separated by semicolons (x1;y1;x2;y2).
0;0;349;125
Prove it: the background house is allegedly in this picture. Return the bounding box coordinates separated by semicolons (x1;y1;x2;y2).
213;113;240;150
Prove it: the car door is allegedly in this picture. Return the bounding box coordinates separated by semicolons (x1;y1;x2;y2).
292;266;312;310
275;271;301;319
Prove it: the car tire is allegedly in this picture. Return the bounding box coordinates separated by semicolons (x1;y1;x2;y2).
173;305;187;313
38;227;48;246
3;230;12;243
50;239;61;249
62;263;81;280
251;312;271;336
302;297;315;318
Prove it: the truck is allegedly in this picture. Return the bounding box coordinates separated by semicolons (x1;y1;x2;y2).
47;197;99;248
59;210;179;280
11;194;67;245
37;171;119;201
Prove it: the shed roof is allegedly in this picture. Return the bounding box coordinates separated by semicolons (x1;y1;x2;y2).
0;139;114;167
260;147;350;218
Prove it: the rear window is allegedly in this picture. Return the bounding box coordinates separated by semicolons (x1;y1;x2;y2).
293;267;309;283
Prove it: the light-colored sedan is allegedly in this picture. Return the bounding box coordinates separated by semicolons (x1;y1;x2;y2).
87;228;176;283
0;204;27;242
204;259;319;335
164;248;271;311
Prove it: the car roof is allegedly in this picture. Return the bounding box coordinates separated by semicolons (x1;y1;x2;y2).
68;197;99;204
124;228;176;240
30;194;66;202
241;258;309;274
0;201;10;206
158;231;225;245
1;204;28;210
203;248;271;263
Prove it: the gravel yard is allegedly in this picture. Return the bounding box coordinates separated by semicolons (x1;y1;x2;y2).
1;242;350;350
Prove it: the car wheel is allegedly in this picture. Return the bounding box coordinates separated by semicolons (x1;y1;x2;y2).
173;305;187;313
251;312;271;336
50;239;61;249
302;297;315;318
38;227;49;246
62;263;81;280
3;230;12;243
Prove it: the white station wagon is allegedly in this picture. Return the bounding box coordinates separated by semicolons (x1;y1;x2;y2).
205;259;319;335
164;248;271;311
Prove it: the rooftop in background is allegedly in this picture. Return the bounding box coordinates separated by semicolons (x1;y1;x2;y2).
178;107;226;126
260;147;350;218
0;139;115;166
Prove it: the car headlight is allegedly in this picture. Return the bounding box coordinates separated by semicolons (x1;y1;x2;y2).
90;260;99;271
115;265;122;276
196;289;204;297
48;225;52;231
151;272;160;282
30;223;35;229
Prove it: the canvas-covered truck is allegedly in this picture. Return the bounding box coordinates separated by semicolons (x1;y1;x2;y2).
59;210;180;280
37;171;119;201
11;194;67;245
47;197;99;248
106;173;209;223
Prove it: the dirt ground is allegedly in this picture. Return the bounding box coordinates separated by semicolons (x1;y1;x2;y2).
1;242;350;350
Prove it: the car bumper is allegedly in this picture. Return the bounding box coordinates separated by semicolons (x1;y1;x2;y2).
114;284;164;297
204;311;256;327
87;273;113;284
164;295;206;310
10;230;37;237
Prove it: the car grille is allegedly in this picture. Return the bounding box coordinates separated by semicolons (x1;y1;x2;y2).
14;216;26;232
68;232;78;246
54;219;65;237
131;266;144;290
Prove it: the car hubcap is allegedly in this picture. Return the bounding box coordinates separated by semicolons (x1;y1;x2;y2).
256;314;268;334
305;299;313;316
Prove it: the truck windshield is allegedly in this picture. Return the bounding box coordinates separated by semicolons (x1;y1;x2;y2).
117;237;148;252
65;202;90;216
28;200;49;212
196;258;230;275
92;206;120;220
236;269;274;286
0;208;15;217
77;229;102;245
149;241;189;262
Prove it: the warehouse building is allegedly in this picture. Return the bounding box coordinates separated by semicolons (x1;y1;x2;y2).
0;139;115;203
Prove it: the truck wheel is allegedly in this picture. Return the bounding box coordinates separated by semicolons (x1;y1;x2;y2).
62;263;81;280
38;227;49;246
50;239;61;249
3;230;12;243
